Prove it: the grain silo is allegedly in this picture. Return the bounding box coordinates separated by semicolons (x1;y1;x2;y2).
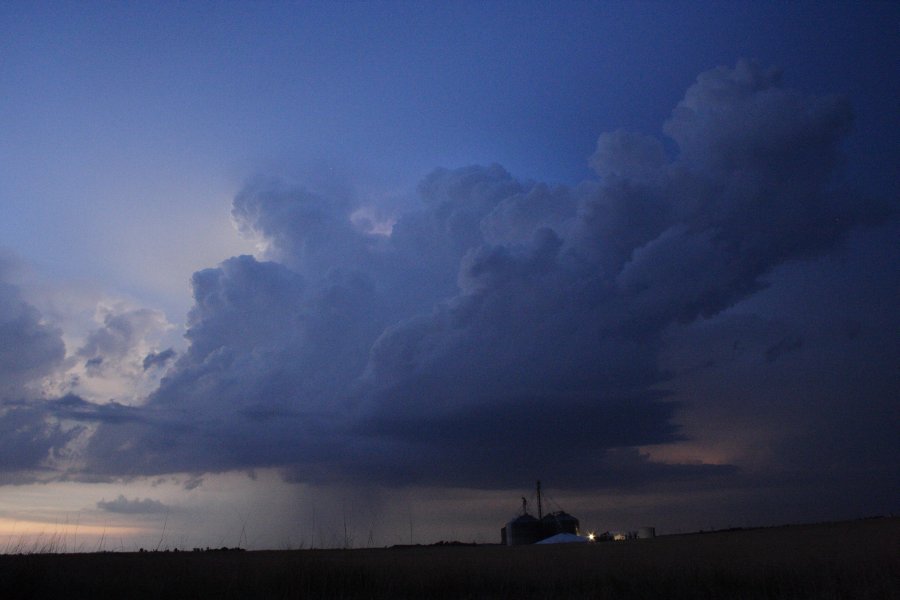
541;510;580;537
501;481;583;545
504;513;543;545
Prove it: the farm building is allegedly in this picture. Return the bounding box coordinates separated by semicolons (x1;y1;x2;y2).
500;481;585;545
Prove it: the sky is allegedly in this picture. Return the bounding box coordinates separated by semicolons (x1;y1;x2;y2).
0;1;898;550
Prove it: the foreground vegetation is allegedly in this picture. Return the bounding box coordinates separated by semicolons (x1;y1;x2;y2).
1;518;897;599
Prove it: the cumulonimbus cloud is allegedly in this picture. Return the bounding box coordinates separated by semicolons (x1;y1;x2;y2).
6;61;894;492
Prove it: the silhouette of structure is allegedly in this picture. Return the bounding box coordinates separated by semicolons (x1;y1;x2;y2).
500;481;581;545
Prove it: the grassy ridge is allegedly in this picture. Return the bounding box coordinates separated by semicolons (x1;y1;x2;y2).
1;518;897;599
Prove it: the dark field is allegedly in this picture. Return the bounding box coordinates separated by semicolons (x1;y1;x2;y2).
1;518;897;599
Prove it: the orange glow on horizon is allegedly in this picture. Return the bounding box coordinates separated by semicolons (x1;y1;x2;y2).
0;518;145;545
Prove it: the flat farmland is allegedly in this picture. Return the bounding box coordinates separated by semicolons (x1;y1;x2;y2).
1;518;897;599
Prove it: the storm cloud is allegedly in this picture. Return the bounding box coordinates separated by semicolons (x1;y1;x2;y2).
97;494;168;514
142;348;176;371
79;61;894;494
0;392;148;481
0;256;73;479
0;256;66;399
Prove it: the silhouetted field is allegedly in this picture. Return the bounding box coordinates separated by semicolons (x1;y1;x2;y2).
1;518;897;599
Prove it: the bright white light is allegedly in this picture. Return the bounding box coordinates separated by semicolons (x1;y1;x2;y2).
587;532;596;542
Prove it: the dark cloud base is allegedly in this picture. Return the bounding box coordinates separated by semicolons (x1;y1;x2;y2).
2;63;896;512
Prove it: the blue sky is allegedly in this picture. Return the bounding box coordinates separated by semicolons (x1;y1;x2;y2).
3;2;897;300
0;2;897;549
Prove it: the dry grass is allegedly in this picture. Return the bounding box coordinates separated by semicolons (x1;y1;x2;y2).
1;517;897;599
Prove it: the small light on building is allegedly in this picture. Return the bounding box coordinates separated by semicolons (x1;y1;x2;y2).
587;532;596;542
